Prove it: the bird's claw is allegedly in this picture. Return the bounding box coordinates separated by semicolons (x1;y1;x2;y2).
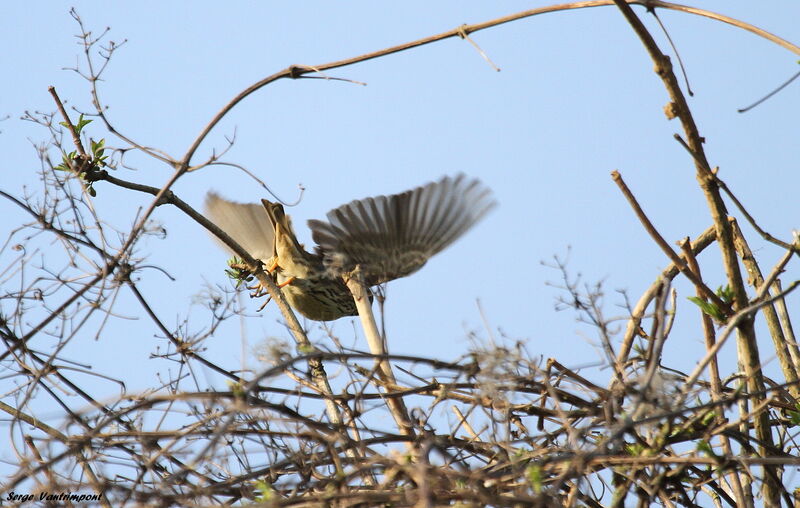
245;257;295;312
256;296;273;312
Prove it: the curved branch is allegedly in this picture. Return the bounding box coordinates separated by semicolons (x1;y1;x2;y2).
181;0;800;168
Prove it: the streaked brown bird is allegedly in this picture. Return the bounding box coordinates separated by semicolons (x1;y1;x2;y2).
205;174;495;321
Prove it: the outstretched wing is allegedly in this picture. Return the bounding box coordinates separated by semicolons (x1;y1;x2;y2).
204;192;276;262
308;174;495;285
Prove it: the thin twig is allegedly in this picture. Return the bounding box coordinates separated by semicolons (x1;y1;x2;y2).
611;170;728;311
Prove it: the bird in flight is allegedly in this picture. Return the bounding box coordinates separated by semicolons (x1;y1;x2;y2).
205;174;495;321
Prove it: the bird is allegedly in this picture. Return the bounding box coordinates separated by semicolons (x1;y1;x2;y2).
205;174;495;321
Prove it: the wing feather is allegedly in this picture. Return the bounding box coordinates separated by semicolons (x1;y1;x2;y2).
204;193;276;262
309;174;496;285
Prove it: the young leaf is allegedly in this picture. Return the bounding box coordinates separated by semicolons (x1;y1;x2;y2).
716;284;735;304
688;296;724;322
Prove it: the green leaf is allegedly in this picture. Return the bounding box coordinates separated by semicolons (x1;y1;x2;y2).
526;465;543;494
91;138;105;156
624;443;646;456
224;272;252;288
226;380;246;398
687;296;724;322
789;404;800;426
716;284;735;304
252;480;273;502
75;114;92;133
696;440;724;467
224;257;254;287
59;114;92;134
298;343;316;354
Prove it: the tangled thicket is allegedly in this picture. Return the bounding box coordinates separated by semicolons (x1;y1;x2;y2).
2;3;800;507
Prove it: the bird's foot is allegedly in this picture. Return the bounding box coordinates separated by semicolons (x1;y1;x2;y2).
246;257;282;295
256;296;273;312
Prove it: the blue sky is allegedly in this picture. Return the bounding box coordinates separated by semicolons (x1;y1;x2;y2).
2;1;799;438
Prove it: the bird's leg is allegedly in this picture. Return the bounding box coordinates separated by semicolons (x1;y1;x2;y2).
247;256;281;297
247;257;295;311
254;275;294;312
247;282;269;298
256;295;273;312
